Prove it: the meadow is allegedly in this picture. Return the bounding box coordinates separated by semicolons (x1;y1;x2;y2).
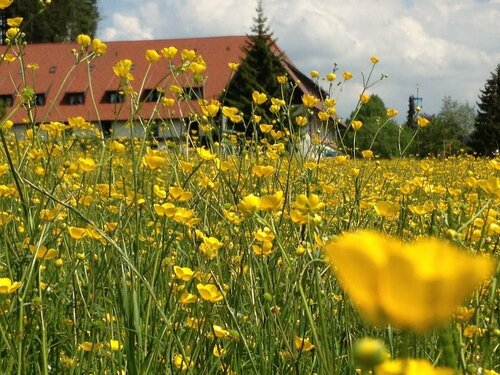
0;28;499;375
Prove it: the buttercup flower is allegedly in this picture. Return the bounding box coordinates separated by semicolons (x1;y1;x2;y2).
7;17;23;27
351;120;363;130
0;0;13;10
145;49;161;63
252;91;267;105
113;59;134;80
343;71;353;80
76;34;91;48
417;116;430;128
197;283;223;302
323;230;495;331
0;278;22;294
302;94;320;108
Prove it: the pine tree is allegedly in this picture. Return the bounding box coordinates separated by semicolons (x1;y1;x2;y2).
222;1;287;135
469;64;500;155
405;95;416;128
2;0;99;43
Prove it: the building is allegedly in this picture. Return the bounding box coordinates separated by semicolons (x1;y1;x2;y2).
0;36;332;142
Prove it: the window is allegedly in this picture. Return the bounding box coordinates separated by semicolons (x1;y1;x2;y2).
63;92;85;105
141;89;162;102
183;86;203;100
35;93;46;106
49;66;57;73
105;91;124;104
0;94;13;107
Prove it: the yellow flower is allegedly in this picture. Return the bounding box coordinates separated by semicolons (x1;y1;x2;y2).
189;61;206;74
361;150;374;159
113;59;134;80
276;75;288;84
238;194;260;218
91;38;107;55
161;46;178;59
0;212;13;225
109;140;126;154
252;91;267;105
145;49;161;63
79;342;103;352
294;336;315;352
173;266;195;281
310;70;320;78
154;203;176;218
370;56;380;64
317;111;330;121
199;236;223;259
343;71;353;80
212;345;227;358
179;290;198;305
181;49;196;61
386;108;398;117
199;99;220;117
173;354;192;371
212;324;230;338
477;177;500;198
7;17;23;27
162;97;175;107
302;94;320;108
0;0;13;9
290;194;325;225
260;190;283;211
252;165;275;178
142;149;167;170
78;157;96;172
326;72;336;81
30;244;58;260
228;62;239;71
6;27;20;40
68;226;88;240
197;283;223;303
76;34;91;47
323;230;495;331
295;116;308;127
259;123;273;133
360;93;371;104
0;278;22;294
1;53;15;63
373;201;399;218
375;358;454;375
196;146;217;161
417;116;430;128
108;340;122;352
351;120;363;130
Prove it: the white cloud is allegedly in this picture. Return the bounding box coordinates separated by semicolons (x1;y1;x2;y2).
97;0;500;120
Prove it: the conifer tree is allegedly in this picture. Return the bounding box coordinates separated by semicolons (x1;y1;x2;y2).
2;0;99;43
222;1;287;135
469;64;500;155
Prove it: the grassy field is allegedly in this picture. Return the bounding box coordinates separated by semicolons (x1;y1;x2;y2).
0;30;499;375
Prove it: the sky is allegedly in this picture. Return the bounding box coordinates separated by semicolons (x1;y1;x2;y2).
96;0;500;122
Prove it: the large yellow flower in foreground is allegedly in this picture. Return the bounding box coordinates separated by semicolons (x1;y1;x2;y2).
323;231;495;331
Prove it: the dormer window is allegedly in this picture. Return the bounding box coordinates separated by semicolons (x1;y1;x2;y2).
63;92;85;105
141;89;162;102
183;86;203;100
0;94;13;107
35;93;46;106
105;91;124;104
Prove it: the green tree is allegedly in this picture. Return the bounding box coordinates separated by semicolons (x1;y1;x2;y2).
414;97;474;156
345;94;412;158
3;0;99;43
469;64;500;155
222;1;288;135
405;95;417;128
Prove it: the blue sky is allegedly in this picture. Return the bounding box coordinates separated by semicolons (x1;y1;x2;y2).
96;0;500;122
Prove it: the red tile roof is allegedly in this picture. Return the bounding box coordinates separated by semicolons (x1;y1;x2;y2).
0;35;322;126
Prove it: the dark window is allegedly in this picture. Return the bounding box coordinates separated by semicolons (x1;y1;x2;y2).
35;93;46;106
63;92;85;105
105;91;124;104
49;66;57;73
0;94;13;107
183;86;203;100
141;89;162;102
